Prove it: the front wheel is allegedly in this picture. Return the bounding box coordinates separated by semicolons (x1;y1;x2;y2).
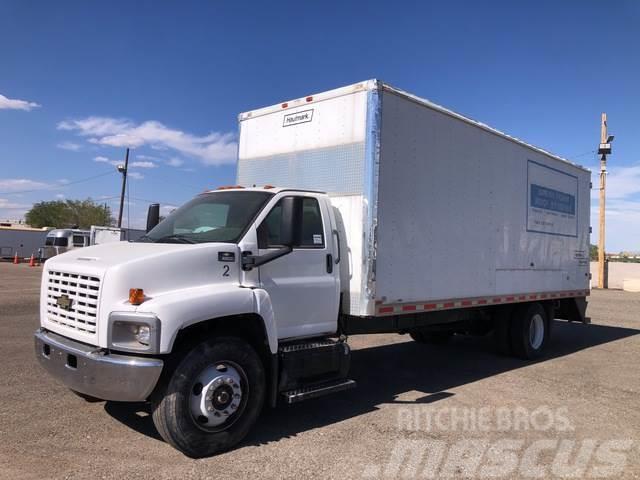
152;337;266;458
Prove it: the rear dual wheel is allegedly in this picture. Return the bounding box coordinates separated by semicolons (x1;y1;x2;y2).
501;303;549;360
510;303;549;359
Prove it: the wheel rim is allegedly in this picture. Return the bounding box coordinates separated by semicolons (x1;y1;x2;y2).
529;314;545;350
189;360;248;432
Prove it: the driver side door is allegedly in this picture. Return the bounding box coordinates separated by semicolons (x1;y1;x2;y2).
257;194;340;340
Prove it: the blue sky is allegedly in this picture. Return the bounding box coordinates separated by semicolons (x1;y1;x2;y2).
1;0;638;251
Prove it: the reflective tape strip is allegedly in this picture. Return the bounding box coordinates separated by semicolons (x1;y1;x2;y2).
375;290;590;316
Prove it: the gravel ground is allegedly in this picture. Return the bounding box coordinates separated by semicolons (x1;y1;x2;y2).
0;262;638;479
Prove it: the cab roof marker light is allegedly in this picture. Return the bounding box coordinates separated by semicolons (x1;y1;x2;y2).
306;96;313;102
281;103;288;109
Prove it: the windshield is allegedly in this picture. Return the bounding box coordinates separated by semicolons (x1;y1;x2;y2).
139;191;273;244
45;237;68;247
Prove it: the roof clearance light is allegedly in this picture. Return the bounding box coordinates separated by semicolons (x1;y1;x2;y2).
129;288;145;305
306;96;313;102
264;185;275;189
281;103;288;109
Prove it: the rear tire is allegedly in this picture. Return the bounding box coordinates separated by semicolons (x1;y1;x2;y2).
509;303;549;360
409;331;452;345
152;337;265;458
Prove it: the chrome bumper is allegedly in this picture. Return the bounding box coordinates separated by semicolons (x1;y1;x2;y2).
34;328;164;402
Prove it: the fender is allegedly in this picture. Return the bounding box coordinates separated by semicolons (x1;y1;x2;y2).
136;284;279;354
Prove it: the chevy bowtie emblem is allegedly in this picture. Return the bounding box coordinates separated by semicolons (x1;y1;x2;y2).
56;294;73;311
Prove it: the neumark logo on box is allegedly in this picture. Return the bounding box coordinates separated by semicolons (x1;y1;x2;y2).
283;109;314;127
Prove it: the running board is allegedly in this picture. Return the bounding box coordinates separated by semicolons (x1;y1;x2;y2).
282;379;357;404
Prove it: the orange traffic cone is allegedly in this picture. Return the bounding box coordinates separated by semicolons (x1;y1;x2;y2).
13;253;19;264
29;254;36;267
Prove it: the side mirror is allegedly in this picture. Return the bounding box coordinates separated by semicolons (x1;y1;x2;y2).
146;203;160;232
279;196;299;247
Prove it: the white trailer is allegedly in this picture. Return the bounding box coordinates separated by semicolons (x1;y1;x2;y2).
0;225;49;259
90;226;123;245
35;80;590;458
237;80;590;323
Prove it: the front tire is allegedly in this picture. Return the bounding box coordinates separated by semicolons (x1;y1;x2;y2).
152;337;265;458
509;303;549;360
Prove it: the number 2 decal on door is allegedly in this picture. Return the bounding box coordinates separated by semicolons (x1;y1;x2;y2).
222;265;230;277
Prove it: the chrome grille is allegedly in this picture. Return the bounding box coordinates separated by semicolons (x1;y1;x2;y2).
46;270;100;334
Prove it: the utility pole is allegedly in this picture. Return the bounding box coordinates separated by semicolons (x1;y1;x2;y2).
597;114;613;288
117;148;130;228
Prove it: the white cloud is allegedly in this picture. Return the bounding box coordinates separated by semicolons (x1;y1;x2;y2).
166;157;184;167
0;93;40;111
161;205;178;215
94;156;121;167
55;194;65;199
589;163;640;200
57;141;82;151
130;161;156;169
128;172;144;180
58;116;236;166
0;198;30;209
0;178;50;193
137;154;160;161
588;162;640;252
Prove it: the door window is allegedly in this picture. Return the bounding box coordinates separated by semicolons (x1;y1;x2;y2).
258;197;325;249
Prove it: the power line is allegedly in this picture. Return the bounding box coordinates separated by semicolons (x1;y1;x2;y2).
0;170;117;195
570;150;596;159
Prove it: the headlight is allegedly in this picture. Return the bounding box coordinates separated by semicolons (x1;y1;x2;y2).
134;324;151;345
108;313;160;353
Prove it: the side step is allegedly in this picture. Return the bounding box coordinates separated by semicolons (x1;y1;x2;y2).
282;379;357;404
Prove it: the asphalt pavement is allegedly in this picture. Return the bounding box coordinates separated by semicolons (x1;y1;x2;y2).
0;262;638;479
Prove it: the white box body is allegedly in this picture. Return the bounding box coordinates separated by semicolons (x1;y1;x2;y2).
237;80;591;317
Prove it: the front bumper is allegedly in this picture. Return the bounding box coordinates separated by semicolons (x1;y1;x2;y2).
34;328;164;402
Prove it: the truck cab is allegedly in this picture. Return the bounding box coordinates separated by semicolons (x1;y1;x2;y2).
35;187;349;458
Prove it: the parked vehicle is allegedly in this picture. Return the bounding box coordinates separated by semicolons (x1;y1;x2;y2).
40;229;91;260
40;226;147;260
35;80;590;457
0;224;50;259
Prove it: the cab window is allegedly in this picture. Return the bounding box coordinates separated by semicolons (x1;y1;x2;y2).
258;197;325;249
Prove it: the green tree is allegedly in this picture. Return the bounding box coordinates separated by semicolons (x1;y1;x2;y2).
589;244;598;261
26;199;112;229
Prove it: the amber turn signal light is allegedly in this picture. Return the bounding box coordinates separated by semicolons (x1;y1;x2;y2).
129;288;145;305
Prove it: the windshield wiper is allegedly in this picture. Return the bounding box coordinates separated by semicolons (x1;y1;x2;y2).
152;234;197;244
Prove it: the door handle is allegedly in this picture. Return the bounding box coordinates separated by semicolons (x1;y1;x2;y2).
332;229;341;264
326;254;333;274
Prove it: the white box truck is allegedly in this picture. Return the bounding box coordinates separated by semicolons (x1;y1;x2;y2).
35;80;590;457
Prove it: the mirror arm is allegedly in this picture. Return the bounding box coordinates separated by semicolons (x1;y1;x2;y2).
242;246;292;271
